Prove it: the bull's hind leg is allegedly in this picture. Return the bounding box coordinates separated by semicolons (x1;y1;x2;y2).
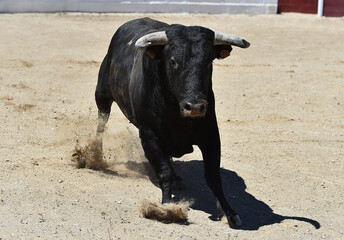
95;96;112;152
96;111;110;136
95;55;113;148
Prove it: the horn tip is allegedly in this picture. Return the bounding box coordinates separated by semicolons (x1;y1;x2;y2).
242;39;250;48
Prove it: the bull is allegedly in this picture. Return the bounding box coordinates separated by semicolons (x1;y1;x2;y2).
95;18;250;227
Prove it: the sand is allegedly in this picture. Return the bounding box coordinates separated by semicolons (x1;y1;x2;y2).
0;13;343;239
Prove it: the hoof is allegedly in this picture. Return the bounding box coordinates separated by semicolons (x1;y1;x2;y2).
216;201;225;220
228;215;242;228
217;209;225;220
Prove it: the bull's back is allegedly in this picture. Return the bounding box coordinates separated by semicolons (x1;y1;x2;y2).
107;18;168;122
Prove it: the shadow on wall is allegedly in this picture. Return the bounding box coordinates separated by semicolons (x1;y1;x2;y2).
171;160;320;230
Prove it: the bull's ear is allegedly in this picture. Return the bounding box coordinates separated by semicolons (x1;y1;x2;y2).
146;48;156;59
215;45;232;60
145;45;164;59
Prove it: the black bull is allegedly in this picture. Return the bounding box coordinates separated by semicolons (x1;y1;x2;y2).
95;18;250;227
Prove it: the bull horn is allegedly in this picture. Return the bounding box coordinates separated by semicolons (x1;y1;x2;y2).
135;31;168;49
214;31;250;48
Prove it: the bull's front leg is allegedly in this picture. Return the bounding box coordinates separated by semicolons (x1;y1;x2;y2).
139;127;172;203
199;120;242;228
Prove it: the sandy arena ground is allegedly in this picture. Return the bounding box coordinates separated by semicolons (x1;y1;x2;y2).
0;13;343;239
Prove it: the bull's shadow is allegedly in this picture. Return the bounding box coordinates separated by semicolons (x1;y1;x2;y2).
170;160;320;230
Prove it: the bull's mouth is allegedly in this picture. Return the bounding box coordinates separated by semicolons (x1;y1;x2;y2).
180;101;208;118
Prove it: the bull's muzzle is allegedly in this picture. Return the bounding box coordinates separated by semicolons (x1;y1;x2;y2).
180;100;208;118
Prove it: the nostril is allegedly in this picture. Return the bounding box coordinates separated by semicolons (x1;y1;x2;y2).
199;104;205;113
181;101;207;117
183;102;192;111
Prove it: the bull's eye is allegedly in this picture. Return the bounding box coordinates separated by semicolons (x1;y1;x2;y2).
169;57;178;69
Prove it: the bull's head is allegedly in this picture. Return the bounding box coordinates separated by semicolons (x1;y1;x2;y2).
135;26;250;118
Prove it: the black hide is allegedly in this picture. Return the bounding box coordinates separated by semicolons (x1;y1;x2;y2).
95;18;244;227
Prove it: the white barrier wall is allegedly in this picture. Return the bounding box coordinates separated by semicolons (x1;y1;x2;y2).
0;0;278;14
